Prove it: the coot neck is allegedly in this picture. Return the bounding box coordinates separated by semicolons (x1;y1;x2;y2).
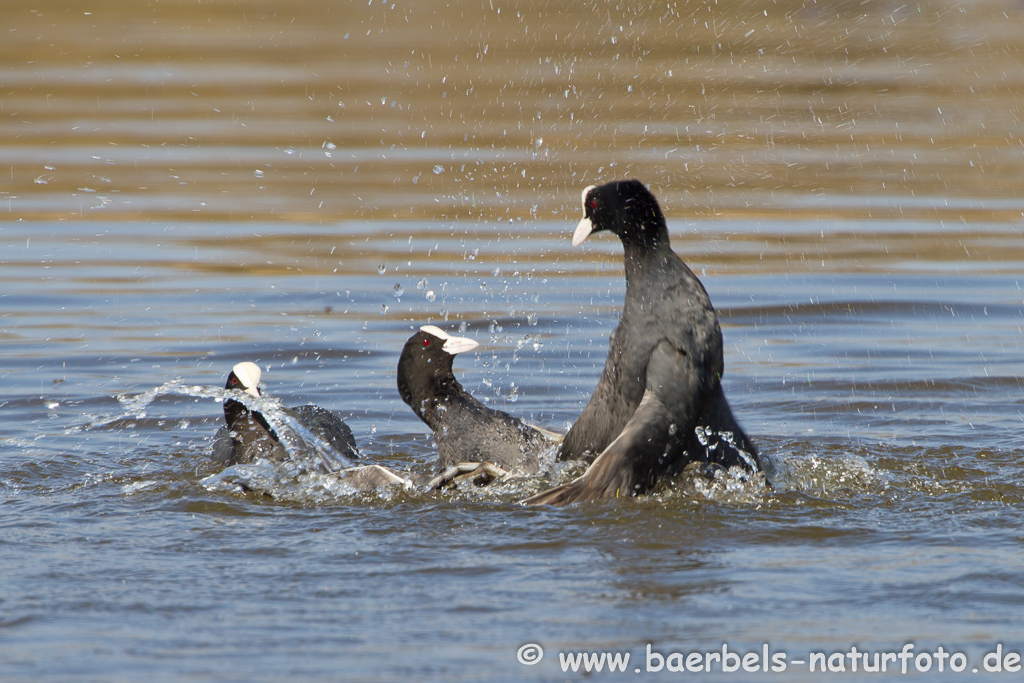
419;374;466;426
224;398;246;427
622;234;674;294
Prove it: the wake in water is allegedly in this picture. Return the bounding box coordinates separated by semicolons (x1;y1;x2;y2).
65;381;880;507
200;458;422;503
64;379;421;500
70;379;556;503
105;379;356;472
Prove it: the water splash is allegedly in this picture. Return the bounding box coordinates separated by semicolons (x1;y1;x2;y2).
122;480;159;496
202;461;416;503
74;379;355;473
689;464;768;504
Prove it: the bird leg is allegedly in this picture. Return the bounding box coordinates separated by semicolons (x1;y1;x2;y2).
427;461;509;490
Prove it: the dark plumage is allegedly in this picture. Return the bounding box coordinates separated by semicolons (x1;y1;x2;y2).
214;361;359;466
397;325;560;473
525;180;761;505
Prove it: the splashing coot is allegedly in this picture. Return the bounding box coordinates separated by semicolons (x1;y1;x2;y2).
214;361;358;465
525;180;762;505
397;325;561;480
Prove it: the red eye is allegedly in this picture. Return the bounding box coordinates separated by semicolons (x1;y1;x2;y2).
589;199;597;210
422;338;431;346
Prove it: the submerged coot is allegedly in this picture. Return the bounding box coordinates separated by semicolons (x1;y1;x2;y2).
214;361;359;466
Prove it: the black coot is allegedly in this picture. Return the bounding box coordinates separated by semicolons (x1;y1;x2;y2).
397;325;560;474
214;361;358;466
525;180;762;505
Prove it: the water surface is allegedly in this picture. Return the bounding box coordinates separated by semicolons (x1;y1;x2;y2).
3;1;1024;681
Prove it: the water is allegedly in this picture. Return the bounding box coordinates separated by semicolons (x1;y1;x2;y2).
4;1;1024;681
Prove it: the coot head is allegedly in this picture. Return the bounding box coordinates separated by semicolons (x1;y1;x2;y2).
397;325;479;414
572;179;669;249
223;361;263;428
225;361;262;398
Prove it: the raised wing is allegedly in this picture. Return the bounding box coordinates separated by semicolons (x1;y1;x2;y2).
523;340;706;506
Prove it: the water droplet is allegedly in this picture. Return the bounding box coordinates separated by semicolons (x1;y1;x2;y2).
393;284;404;299
378;264;387;275
381;304;389;315
526;312;538;326
253;169;265;178
416;278;428;290
458;320;468;333
425;290;436;302
668;423;678;436
433;164;445;175
509;384;519;403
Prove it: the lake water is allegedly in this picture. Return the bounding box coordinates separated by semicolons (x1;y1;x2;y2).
3;1;1024;681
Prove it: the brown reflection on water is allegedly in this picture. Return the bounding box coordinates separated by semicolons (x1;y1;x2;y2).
8;221;1020;287
3;0;1024;223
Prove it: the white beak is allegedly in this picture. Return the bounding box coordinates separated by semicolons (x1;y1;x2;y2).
420;325;480;355
572;184;598;247
572;217;594;247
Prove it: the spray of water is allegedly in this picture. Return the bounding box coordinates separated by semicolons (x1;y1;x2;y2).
71;379;355;473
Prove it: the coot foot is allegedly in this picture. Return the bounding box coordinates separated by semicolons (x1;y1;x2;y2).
427;461;509;490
